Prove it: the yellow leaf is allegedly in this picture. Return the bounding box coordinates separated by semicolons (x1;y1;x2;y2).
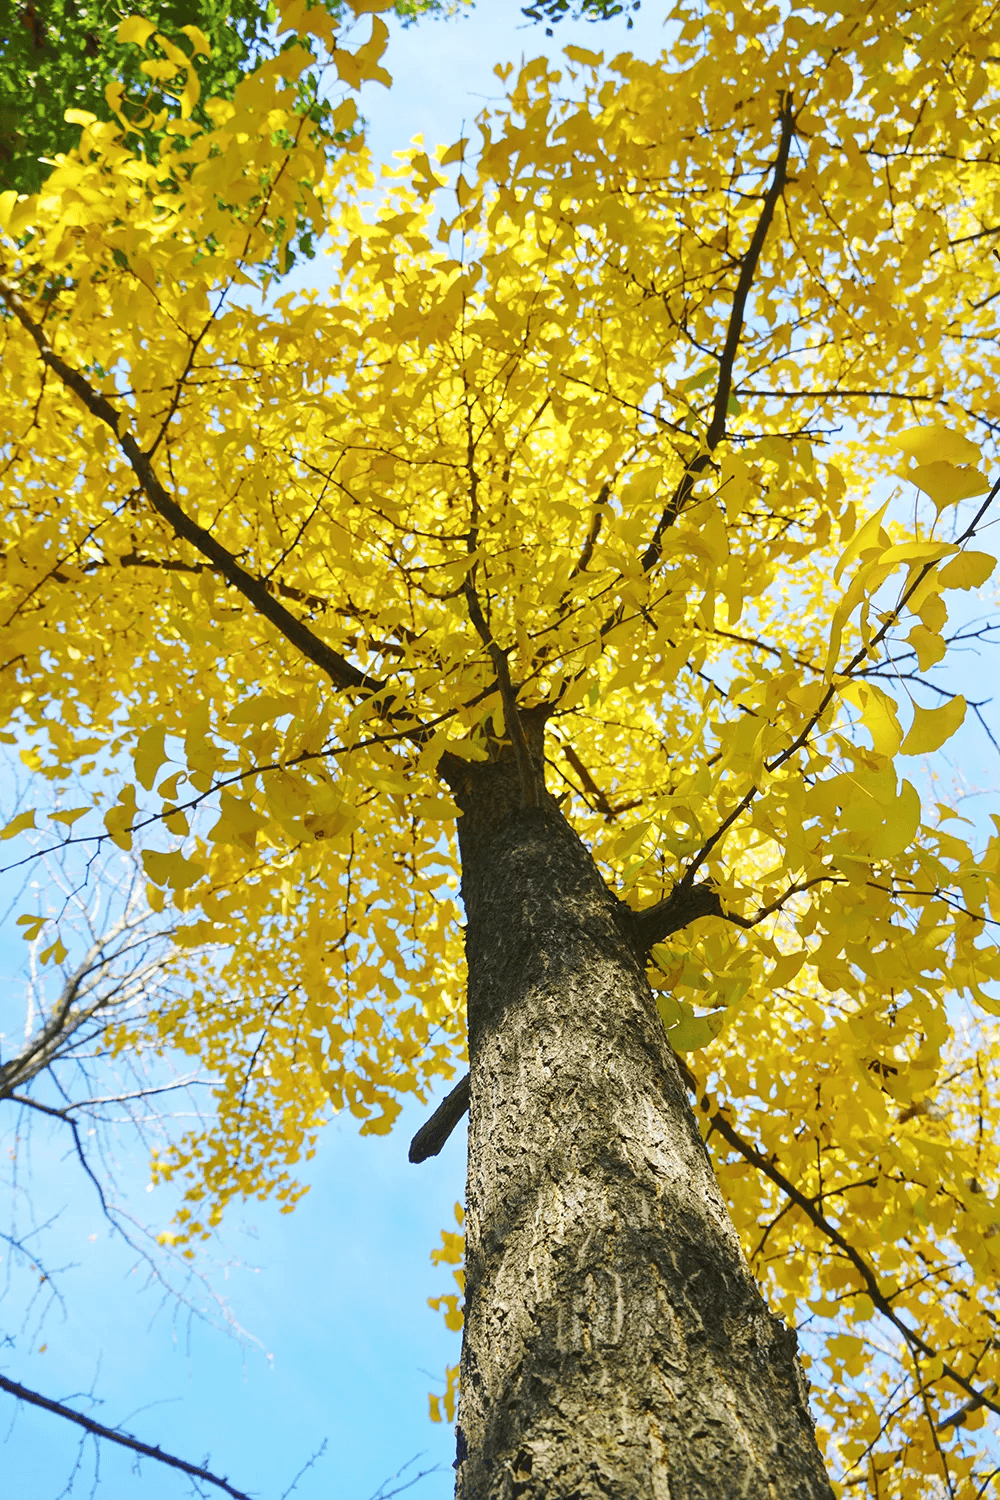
657;992;728;1052
142;848;206;890
901;697;967;755
116;15;158;48
49;807;89;827
104;785;138;851
613;819;652;858
905;624;946;671
879;539;956;568
333;98;357;132
1;809;36;840
833;499;889;583
428;1292;464;1331
867;777;920;858
440;138;468;167
134;724;167;791
64;109;98;127
908;461;990;509
0;190;17;231
140;59;181;81
415;797;456;821
180;69;201;119
937;550;996;590
841;682;902;758
666;1007;727;1054
565;45;603;65
443;737;489;762
16;913;47;941
228;695;296;725
209;792;267;849
893;423;981;467
180;24;211;57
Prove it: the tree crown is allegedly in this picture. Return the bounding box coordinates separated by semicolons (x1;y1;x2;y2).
3;0;1000;1487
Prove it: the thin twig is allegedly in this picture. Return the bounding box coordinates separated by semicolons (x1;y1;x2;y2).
0;1373;254;1500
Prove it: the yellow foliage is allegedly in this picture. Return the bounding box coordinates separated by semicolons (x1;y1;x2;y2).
3;0;1000;1491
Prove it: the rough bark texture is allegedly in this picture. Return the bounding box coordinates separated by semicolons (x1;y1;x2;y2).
444;748;834;1500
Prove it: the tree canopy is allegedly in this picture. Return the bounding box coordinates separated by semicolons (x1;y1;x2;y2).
0;0;628;197
3;0;1000;1493
0;0;457;196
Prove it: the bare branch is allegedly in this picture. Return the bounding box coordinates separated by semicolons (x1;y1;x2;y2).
0;1372;254;1500
409;1074;471;1164
630;882;724;954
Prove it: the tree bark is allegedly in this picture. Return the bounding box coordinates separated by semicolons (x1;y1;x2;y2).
443;748;834;1500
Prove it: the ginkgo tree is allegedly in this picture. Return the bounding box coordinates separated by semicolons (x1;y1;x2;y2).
0;0;456;196
3;0;1000;1495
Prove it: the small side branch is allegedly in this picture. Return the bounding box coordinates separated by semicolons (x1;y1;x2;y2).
459;385;543;809
704;92;797;453
408;1074;471;1164
560;742;616;819
631;882;723;953
705;1107;1000;1424
0;1372;253;1500
641;92;798;572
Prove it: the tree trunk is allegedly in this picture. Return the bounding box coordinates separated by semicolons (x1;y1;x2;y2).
444;749;834;1500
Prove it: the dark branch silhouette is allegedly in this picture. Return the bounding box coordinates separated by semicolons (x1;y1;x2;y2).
409;1073;471;1164
0;1372;254;1500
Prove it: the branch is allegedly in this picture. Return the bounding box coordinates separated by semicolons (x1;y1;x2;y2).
767;472;1000;775
630;882;723;953
0;912;174;1099
0;277;383;700
559;741;616;819
0;962;88;1098
0;1372;254;1500
408;1073;470;1164
461;397;542;808
367;1452;443;1500
641;92;797;572
116;552;329;612
737;387;941;404
938;1381;1000;1432
568;481;610;580
705;1106;1000;1423
9;1092;117;1220
706;95;798;453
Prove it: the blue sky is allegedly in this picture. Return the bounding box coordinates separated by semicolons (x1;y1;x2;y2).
0;7;676;1500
